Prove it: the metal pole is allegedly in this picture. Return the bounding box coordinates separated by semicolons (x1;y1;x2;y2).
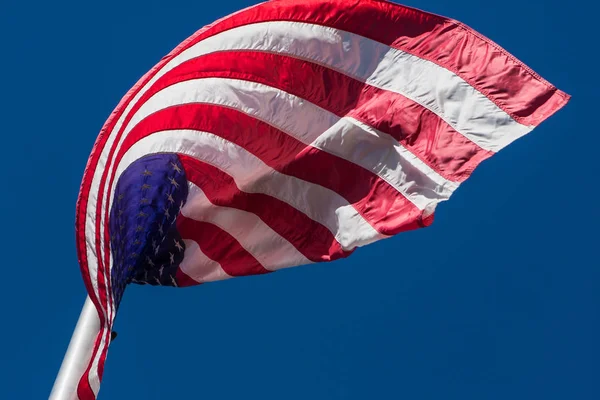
50;296;100;400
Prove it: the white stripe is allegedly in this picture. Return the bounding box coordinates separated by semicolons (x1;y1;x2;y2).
182;183;313;271
180;240;230;283
121;77;458;210
115;130;383;250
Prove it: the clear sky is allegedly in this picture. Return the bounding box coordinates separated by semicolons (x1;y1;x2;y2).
0;0;596;399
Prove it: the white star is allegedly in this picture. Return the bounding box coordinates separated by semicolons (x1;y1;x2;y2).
171;162;182;174
146;256;155;267
167;193;175;204
170;275;178;287
159;265;164;277
158;223;164;235
168;177;180;188
164;207;170;219
154;277;162;286
174;240;184;252
169;252;175;264
143;169;152;176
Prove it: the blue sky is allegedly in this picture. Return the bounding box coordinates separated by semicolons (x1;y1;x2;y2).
0;0;597;399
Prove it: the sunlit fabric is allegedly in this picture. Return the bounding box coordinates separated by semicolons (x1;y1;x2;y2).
74;1;569;398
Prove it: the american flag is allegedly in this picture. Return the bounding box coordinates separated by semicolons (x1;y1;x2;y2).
73;0;569;398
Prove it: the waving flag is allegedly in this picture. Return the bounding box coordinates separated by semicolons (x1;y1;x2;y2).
66;0;569;398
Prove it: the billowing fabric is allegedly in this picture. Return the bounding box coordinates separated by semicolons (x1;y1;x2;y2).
74;0;569;398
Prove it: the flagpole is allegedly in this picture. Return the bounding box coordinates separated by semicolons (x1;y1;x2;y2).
50;296;100;400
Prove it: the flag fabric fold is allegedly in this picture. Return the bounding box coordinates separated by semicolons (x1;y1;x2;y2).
74;0;569;398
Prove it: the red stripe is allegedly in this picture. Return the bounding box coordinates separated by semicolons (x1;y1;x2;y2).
116;103;425;235
179;154;349;263
176;216;270;277
76;378;94;400
144;51;493;182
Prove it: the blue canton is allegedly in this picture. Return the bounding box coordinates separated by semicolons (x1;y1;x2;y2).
109;154;188;307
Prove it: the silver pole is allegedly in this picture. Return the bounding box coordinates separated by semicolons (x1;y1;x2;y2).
50;296;101;400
